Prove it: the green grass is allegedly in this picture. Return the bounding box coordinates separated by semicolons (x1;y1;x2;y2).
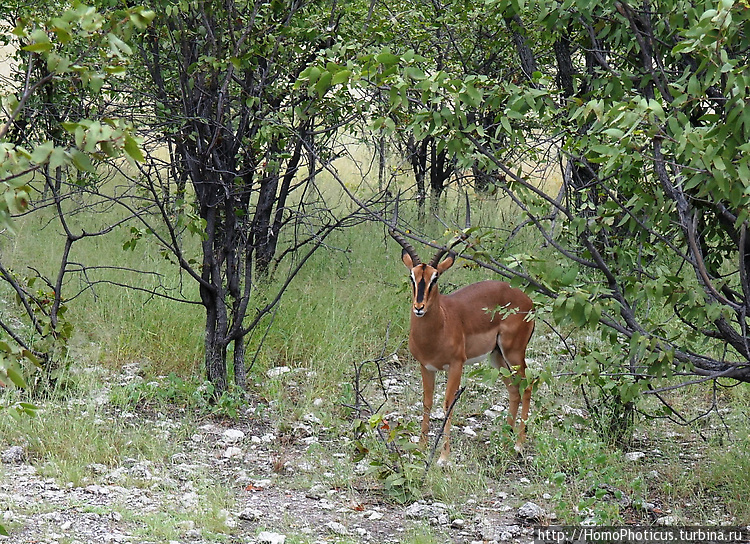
0;396;174;486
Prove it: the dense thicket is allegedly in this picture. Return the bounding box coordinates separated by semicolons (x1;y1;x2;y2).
2;0;749;415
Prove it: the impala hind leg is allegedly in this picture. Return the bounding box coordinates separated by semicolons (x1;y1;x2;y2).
489;347;528;453
419;364;436;449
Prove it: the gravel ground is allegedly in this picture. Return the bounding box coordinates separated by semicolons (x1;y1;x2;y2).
0;365;541;544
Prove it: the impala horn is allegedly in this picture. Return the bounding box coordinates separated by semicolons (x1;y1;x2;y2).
388;193;421;265
428;192;471;268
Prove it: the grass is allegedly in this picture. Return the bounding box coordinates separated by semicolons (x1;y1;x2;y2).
1;389;175;486
1;168;749;540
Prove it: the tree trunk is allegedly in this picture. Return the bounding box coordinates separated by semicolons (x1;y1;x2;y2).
233;338;246;391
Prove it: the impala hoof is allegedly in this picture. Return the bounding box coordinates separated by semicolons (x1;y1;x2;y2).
436;455;450;467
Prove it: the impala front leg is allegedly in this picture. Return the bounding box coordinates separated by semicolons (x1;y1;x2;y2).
419;364;436;448
439;361;464;464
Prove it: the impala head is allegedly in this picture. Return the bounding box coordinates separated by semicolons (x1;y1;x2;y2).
388;193;470;317
400;249;455;317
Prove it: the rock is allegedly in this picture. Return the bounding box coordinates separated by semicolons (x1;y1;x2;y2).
238;508;263;521
257;531;286;544
266;366;291;379
451;518;465;529
83;484;108;495
517;501;546;522
484;405;505;419
223;446;243;459
485;523;523;541
462;426;477;437
177;520;195;531
302;413;322;424
127;461;153;479
1;446;25;464
325;521;348;535
656;515;682;526
405;501;447;520
222;429;245;443
625;451;646;462
305;483;328;499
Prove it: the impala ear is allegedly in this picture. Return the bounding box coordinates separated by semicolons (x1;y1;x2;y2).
436;253;455;274
401;248;416;269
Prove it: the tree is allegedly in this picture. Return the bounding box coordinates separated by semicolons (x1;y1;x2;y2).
313;0;750;439
0;1;153;385
122;0;361;395
0;2;153;535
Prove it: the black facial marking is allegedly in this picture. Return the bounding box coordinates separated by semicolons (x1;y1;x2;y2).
416;278;426;303
415;264;427;303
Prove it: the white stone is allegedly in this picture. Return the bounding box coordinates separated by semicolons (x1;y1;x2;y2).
325;521;348;535
517;501;546;521
223;447;243;459
1;446;25;464
625;451;646;462
266;366;291;378
222;429;245;442
257;531;286;544
238;508;262;521
302;413;322;424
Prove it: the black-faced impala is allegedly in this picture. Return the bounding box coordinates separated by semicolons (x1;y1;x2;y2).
389;206;534;463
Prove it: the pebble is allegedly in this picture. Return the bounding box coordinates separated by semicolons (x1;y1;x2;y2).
517;501;546;522
266;366;291;378
258;530;287;544
222;429;245;442
325;520;349;535
625;451;646;461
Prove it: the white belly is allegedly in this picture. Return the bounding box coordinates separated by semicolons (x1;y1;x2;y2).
466;351;491;365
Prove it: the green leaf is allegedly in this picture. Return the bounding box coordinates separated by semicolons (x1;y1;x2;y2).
331;69;351;86
30;141;55;165
315;71;332;97
123;136;144;162
23;28;52;53
71;149;95;172
560;266;578;286
107;33;133;57
6;365;27;389
405;66;426;80
603;128;624;139
49;147;69;172
376;50;400;67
